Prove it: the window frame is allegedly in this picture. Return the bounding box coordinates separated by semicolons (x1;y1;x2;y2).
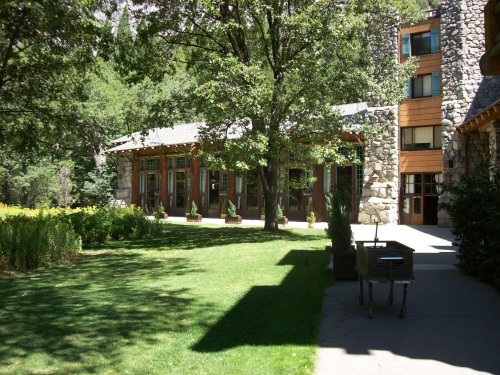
401;125;442;151
410;31;432;56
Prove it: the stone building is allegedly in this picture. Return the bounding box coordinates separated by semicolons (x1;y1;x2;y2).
108;0;500;225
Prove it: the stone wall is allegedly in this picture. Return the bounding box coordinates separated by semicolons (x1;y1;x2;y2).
358;106;399;224
439;0;500;225
441;0;500;176
114;154;133;205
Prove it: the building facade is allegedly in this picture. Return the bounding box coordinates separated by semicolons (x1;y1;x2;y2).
109;0;500;225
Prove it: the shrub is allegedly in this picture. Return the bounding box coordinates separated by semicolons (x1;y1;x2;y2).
155;200;165;220
0;213;81;272
67;207;112;245
276;204;284;219
226;200;238;217
307;202;316;224
441;166;500;289
189;200;199;215
325;192;353;254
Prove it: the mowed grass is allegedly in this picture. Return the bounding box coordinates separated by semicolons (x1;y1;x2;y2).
0;223;332;375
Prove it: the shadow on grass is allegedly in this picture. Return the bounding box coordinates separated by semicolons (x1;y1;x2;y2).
192;249;331;352
0;252;207;372
95;223;327;251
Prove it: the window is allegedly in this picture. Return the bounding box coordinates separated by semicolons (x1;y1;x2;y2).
402;29;439;57
175;156;186;168
424;174;443;194
413;74;432;97
405;72;441;98
401;126;442;150
403;174;422;194
403;173;442;195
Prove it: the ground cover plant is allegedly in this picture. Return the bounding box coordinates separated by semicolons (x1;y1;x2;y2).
0;224;331;375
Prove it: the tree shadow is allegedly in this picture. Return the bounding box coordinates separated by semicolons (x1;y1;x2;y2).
94;224;327;251
317;252;500;374
0;253;208;372
192;249;331;352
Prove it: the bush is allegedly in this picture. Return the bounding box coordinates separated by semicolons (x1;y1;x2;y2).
276;204;284;219
441;166;500;289
226;200;238;218
0;213;81;272
67;207;112;245
189;200;199;215
68;206;155;245
110;205;153;240
325;192;353;254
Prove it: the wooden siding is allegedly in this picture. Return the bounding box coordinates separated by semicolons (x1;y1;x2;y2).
399;97;442;127
400;150;442;173
400;17;441;37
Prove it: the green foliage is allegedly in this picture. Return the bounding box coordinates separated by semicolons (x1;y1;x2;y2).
136;0;423;230
307;202;316;224
325;192;353;254
68;206;156;246
441;167;500;289
276;204;284;219
226;200;238;218
0;214;81;272
221;197;229;214
155;200;165;220
189;200;199;216
68;208;113;245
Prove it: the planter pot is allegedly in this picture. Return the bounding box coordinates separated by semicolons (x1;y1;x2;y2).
163;213;168;219
220;213;227;219
225;215;242;224
260;214;265;220
333;251;358;281
186;214;202;222
277;217;288;226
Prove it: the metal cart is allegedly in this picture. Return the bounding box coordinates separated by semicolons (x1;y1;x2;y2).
356;240;414;319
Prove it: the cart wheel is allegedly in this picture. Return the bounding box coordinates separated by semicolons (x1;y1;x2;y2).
368;307;374;319
399;306;406;319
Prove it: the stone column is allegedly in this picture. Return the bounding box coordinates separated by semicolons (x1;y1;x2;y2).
358;106;399;224
439;0;500;226
115;153;133;205
490;121;500;175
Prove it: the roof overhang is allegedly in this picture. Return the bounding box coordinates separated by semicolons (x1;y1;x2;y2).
458;99;500;134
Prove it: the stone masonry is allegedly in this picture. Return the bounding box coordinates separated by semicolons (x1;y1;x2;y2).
358;107;399;224
439;0;500;225
114;154;133;205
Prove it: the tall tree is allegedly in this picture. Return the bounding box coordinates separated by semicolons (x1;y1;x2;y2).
138;0;422;230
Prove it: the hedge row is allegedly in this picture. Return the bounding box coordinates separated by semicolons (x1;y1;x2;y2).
0;205;159;272
0;214;81;272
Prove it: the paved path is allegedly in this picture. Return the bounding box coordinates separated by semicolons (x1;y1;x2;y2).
315;225;500;375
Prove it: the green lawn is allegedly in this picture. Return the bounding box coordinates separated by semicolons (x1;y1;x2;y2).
0;224;332;375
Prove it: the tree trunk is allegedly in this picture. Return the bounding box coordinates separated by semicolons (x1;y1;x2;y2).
260;160;279;232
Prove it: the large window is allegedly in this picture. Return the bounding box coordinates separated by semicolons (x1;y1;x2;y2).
402;173;442;195
401;126;442;150
402;29;439;57
406;72;441;98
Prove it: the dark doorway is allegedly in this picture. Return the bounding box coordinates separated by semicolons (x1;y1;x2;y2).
423;196;438;225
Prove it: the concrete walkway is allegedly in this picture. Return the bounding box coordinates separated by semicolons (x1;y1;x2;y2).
315;225;500;375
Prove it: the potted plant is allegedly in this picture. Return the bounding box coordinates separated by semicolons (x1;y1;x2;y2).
306;202;316;228
225;200;242;224
325;192;357;280
220;197;228;219
276;203;288;225
186;200;202;222
155;199;168;220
